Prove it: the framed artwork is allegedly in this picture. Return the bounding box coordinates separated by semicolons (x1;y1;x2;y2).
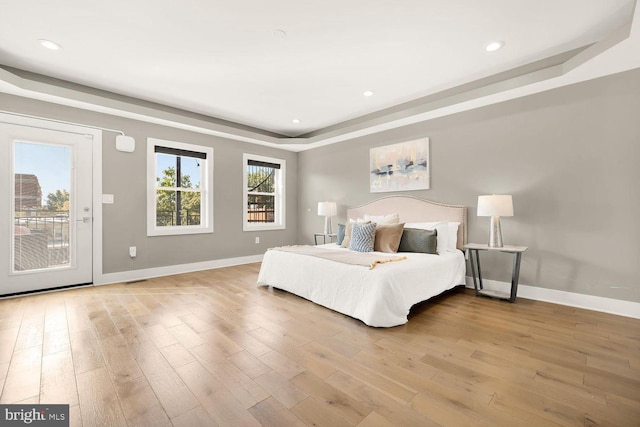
370;138;430;193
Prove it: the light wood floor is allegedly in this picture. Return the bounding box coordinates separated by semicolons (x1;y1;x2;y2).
0;263;639;426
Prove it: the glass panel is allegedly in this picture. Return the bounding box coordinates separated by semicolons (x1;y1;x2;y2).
13;141;71;271
156;148;203;228
156;189;176;226
156;153;177;187
156;153;201;189
180;156;201;189
247;165;275;193
247;194;275;224
180;192;201;225
156;190;201;227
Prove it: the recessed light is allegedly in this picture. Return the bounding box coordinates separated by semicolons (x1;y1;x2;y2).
485;41;504;52
292;119;301;124
273;29;287;39
363;90;374;97
39;39;62;50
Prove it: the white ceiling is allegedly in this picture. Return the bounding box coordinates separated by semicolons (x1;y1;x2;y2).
0;0;638;145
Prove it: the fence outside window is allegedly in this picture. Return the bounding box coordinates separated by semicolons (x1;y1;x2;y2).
156;210;201;226
13;210;69;270
247;162;276;224
247;195;275;223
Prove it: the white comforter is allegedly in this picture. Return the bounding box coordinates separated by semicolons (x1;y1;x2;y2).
257;244;466;327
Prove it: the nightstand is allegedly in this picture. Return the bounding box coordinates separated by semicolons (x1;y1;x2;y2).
314;233;337;245
463;243;528;302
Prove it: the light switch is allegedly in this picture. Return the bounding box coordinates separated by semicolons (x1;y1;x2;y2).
102;194;114;204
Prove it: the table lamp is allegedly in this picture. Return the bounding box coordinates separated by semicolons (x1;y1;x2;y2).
317;201;337;235
477;195;513;248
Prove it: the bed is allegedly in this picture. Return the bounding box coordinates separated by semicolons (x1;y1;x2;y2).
257;196;467;327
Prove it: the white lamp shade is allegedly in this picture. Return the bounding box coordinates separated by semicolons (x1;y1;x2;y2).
477;195;513;217
317;201;337;216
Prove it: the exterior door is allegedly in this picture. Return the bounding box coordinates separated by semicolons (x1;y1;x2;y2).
0;122;93;295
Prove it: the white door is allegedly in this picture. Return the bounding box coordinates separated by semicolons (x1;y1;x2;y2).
0;122;93;295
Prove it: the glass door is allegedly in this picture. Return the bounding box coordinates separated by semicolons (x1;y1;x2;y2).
0;123;93;295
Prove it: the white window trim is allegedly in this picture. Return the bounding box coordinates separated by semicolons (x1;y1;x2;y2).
147;138;213;236
243;153;286;232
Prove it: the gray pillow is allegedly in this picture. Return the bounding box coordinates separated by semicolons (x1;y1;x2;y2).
398;228;438;254
349;222;377;252
337;223;346;245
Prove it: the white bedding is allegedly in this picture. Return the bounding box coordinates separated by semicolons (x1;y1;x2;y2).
257;244;466;327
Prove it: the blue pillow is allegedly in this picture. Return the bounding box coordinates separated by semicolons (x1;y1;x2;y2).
349;222;377;252
337;223;346;245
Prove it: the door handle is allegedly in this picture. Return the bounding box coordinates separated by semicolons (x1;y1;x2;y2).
76;217;92;223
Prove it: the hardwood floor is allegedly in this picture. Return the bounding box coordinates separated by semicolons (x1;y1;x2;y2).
1;263;639;426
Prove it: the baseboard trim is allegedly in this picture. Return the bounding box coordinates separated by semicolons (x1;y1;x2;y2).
97;262;639;319
96;254;264;286
465;277;640;319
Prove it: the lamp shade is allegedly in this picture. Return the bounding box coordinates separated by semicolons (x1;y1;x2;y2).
477;195;513;217
317;201;337;217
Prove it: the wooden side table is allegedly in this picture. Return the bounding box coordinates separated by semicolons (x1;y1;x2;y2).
314;233;337;245
463;243;528;302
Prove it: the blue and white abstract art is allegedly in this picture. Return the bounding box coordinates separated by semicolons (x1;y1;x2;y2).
370;138;430;193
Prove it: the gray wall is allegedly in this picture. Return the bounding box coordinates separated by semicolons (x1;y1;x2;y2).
2;67;638;303
0;93;298;274
297;68;640;303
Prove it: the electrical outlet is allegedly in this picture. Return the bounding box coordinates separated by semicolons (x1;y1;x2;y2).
129;246;136;258
255;236;260;244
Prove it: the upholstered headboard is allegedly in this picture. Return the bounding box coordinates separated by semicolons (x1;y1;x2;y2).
347;196;467;250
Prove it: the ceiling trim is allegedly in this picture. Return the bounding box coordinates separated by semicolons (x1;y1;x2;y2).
0;66;291;148
291;17;636;150
0;2;637;153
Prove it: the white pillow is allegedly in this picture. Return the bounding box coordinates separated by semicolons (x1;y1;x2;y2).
404;222;449;254
447;222;461;251
364;213;400;224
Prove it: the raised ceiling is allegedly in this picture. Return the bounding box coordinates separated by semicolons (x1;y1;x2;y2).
0;0;638;150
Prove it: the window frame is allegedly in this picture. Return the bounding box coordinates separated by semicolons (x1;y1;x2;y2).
147;138;213;236
243;153;286;232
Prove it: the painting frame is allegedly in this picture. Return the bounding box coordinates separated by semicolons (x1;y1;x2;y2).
369;138;430;193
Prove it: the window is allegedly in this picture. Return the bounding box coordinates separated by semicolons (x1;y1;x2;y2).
147;138;213;236
243;153;285;231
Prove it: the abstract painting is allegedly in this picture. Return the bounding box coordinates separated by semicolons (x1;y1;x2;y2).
370;138;430;193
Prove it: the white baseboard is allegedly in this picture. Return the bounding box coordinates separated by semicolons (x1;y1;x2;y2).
465;277;640;319
96;261;640;320
96;254;264;286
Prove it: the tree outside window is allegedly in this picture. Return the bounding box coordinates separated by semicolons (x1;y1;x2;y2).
147;138;213;236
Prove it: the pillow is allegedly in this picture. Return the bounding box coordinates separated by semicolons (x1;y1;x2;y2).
373;223;405;253
404;221;441;229
364;213;400;224
415;222;460;251
349;222;377;252
398;228;438;254
404;222;449;254
341;219;371;248
447;222;461;251
337;223;346;245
